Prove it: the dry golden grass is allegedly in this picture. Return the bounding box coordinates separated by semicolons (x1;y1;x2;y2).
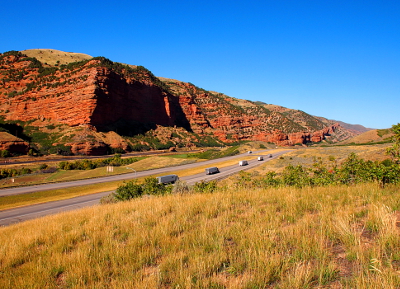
21;49;92;65
251;144;391;175
0;131;23;141
1;182;399;288
340;129;393;144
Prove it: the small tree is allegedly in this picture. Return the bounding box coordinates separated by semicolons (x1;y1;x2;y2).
39;163;48;170
114;181;143;201
142;177;171;195
387;123;400;164
193;180;217;193
0;150;10;158
281;164;311;188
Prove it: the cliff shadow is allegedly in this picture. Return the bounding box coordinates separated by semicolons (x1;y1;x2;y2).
91;77;193;137
97;119;158;137
0;122;32;143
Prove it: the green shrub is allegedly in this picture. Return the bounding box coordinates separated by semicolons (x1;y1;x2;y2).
0;150;11;158
45;124;56;130
114;181;143;201
39;164;48;170
48;144;72;155
262;171;280;187
193;180;217;193
281;165;312;188
130;143;151;151
0;167;33;179
244;153;400;189
58;155;140;170
142;177;172;195
112;177;172;202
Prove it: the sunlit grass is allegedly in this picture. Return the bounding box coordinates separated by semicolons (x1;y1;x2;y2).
1;182;399;288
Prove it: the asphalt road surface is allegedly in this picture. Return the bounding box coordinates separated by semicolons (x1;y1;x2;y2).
0;150;291;226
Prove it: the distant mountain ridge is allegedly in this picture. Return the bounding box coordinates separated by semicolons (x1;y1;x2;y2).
0;49;370;155
329;120;373;134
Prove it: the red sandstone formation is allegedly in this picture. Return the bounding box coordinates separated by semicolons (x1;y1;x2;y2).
66;141;109;156
0;132;29;154
0;51;355;154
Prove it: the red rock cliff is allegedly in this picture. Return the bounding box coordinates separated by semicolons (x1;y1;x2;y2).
0;51;349;149
0;54;190;132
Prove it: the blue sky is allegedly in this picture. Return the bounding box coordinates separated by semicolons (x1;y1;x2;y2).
1;0;399;129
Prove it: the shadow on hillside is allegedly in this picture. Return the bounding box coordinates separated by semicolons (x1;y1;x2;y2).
0;123;32;142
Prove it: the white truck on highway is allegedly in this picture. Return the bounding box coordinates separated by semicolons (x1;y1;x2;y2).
239;160;248;166
157;174;179;184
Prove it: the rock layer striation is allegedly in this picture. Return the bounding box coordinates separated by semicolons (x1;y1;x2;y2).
0;51;357;154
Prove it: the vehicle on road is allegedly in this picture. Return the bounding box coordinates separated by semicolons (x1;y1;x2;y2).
258;156;264;161
248;151;252;154
205;167;220;175
239;160;248;166
269;154;273;158
157;174;179;184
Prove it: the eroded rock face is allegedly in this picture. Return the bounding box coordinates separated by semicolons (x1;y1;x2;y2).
0;51;351;152
264;124;340;146
0;140;29;154
0;133;29;154
66;141;109;156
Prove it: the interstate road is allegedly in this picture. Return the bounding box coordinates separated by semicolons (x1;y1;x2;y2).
0;150;291;226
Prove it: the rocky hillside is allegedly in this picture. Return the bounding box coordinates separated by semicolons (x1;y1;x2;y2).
0;50;364;155
0;132;28;155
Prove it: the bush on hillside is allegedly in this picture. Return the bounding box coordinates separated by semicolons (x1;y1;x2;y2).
58;155;140;170
0;167;32;179
193;180;217;193
239;153;400;189
113;181;143;201
112;177;172;202
0;150;11;158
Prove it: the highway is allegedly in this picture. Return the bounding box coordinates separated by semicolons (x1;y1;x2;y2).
0;150;291;226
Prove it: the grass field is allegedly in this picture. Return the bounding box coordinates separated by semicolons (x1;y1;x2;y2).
21;49;92;65
251;144;391;175
1;182;399;288
1;143;399;288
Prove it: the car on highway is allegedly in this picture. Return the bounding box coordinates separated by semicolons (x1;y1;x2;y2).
258;156;264;161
